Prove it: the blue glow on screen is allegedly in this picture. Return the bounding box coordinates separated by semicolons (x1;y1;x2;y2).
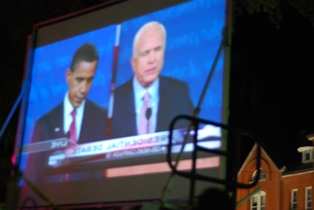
20;25;116;171
25;26;116;143
20;0;226;172
117;0;225;122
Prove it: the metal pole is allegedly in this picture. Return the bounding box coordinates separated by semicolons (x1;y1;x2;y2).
0;82;25;140
161;40;225;203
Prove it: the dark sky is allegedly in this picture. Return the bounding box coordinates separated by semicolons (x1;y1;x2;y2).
230;2;314;164
0;0;314;187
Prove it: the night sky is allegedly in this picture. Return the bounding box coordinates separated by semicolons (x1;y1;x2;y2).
230;2;314;165
1;0;314;202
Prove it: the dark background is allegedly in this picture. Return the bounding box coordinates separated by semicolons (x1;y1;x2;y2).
1;0;314;203
230;1;314;165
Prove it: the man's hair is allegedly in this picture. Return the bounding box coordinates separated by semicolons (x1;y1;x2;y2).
70;43;99;71
132;21;166;57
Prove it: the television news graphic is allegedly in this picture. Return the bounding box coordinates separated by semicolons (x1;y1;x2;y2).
16;0;229;208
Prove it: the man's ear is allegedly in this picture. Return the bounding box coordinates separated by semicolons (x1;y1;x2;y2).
131;57;136;73
66;69;72;84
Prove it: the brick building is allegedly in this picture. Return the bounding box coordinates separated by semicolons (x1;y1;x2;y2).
236;138;314;210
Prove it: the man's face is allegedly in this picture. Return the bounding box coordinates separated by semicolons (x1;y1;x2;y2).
66;60;97;108
131;24;165;88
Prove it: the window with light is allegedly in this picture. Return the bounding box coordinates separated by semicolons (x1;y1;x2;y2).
251;168;266;182
305;187;312;210
291;189;298;210
250;191;266;210
302;150;313;163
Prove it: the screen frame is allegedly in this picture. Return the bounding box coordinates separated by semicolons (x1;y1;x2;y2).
15;0;231;208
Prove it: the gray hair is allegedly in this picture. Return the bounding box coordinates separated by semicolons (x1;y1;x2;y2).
132;21;166;57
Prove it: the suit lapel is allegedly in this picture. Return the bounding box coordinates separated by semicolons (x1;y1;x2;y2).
126;80;137;135
80;100;90;143
157;77;167;131
51;103;64;139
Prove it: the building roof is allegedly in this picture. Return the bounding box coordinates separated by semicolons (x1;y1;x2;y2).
283;162;313;175
238;143;282;176
239;141;314;175
238;142;286;171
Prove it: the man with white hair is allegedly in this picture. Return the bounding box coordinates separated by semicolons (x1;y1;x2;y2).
111;21;194;138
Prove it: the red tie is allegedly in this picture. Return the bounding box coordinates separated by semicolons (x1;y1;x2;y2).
69;109;77;143
138;92;152;135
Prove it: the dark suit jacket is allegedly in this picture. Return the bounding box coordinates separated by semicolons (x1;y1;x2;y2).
27;99;107;183
32;99;107;144
111;76;194;138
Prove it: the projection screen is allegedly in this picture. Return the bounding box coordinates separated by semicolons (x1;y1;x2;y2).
16;0;229;208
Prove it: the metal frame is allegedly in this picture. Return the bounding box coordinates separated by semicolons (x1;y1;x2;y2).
167;115;261;208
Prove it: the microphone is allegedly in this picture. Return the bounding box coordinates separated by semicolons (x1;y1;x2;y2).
146;107;152;120
145;107;152;134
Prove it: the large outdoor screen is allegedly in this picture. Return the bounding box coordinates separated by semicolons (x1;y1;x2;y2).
17;0;229;208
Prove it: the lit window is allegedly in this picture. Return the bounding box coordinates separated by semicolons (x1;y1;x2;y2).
250;191;266;210
291;189;298;210
251;168;266;182
305;187;312;210
302;150;313;163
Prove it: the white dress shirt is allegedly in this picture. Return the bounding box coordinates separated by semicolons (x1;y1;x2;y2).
63;92;85;142
133;77;159;133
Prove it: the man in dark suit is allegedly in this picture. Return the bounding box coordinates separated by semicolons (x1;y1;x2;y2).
28;43;107;183
111;21;194;138
32;100;107;144
32;43;107;144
